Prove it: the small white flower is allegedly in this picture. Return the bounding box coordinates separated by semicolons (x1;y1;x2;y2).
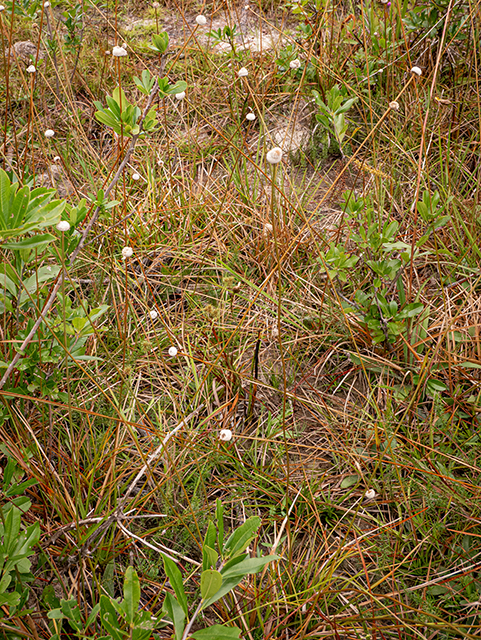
219;429;233;442
365;488;377;499
112;45;127;57
411;66;422;76
266;147;283;164
195;14;207;25
122;246;133;259
44;1;50;7
246;112;256;121
175;91;186;100
53;155;61;162
289;59;301;69
132;172;140;181
0;5;5;11
56;220;70;232
152;1;160;7
271;327;279;338
26;65;36;73
237;67;248;77
149;309;158;320
244;4;250;9
168;346;178;357
389;101;400;111
264;222;273;233
44;129;55;138
105;50;110;56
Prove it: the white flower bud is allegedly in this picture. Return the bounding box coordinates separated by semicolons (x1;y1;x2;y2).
53;155;61;162
26;65;36;73
168;346;178;357
389;100;400;110
266;147;283;164
365;489;376;499
246;112;256;121
112;45;127;57
196;14;207;25
0;5;5;11
44;129;55;138
149;310;158;320
411;66;422;76
56;220;70;232
132;172;140;181
237;67;248;77
289;59;301;69
44;1;50;7
122;246;133;258
175;91;185;100
264;223;273;233
219;429;233;442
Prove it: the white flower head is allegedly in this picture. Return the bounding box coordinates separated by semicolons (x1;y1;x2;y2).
44;129;55;138
238;67;248;78
389;100;400;111
365;488;377;499
0;5;5;11
132;172;140;181
44;1;50;7
26;65;36;73
168;346;178;357
175;91;186;100
246;112;256;121
219;429;233;442
53;155;61;162
56;220;70;232
411;66;422;76
195;14;207;25
112;45;127;57
266;147;283;164
264;222;273;234
105;50;110;56
289;58;301;69
149;309;158;320
122;246;133;259
152;1;160;7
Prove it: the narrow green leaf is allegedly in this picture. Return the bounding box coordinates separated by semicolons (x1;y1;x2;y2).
162;592;185;640
163;555;188;616
340;474;359;489
121;566;140;624
2;233;56;251
220;555;279;580
223;516;261;558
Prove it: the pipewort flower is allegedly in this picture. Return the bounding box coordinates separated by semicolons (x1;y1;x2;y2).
289;59;301;69
246;112;256;121
365;489;377;499
112;45;127;57
56;220;70;232
389;101;400;110
132;172;140;181
238;67;248;77
175;91;186;100
168;346;178;357
196;15;207;25
411;66;422;76
44;129;55;138
122;246;133;259
219;429;233;442
149;310;158;320
266;147;283;164
26;65;36;73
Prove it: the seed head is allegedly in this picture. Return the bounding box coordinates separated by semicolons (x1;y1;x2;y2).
389;100;400;111
168;346;178;357
266;147;283;164
175;91;186;100
195;14;207;25
122;246;133;259
246;112;256;121
238;67;248;77
26;65;36;73
149;309;158;320
264;223;273;234
112;45;127;57
132;172;140;181
56;220;70;232
44;129;55;138
219;429;233;442
289;58;301;69
411;66;422;76
365;489;376;499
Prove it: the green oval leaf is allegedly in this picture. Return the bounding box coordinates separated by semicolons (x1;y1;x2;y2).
201;569;222;600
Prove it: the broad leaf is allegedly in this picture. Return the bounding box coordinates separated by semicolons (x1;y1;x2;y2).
220;555;279;580
223;516;261;558
162;592;185;640
121;566;140;624
200;569;222;600
163;555;188;616
191;624;242;639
